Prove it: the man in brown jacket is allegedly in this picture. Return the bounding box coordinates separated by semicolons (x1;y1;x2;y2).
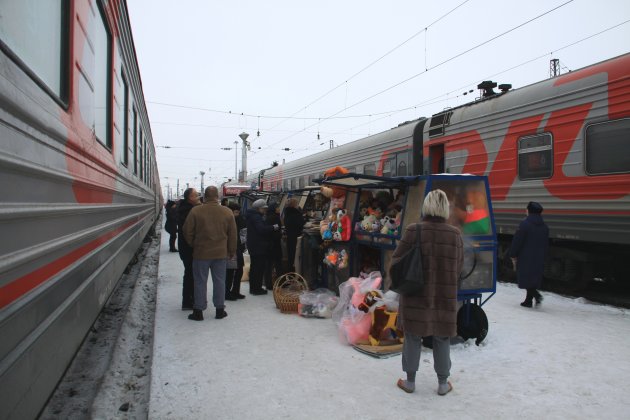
391;189;463;396
183;186;237;321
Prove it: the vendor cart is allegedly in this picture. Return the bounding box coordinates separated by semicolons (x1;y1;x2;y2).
313;173;497;345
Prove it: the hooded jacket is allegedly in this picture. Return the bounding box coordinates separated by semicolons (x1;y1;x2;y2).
509;213;549;289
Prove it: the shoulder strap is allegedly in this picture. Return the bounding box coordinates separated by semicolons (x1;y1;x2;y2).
416;223;422;247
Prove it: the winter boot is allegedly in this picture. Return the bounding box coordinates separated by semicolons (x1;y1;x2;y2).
188;309;203;321
438;381;453;396
215;308;228;319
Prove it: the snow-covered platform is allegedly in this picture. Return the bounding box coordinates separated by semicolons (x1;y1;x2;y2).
150;233;630;419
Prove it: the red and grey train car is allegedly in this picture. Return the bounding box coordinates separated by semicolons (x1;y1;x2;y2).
256;53;630;285
0;1;160;418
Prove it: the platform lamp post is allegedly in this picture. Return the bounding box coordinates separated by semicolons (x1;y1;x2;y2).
199;171;205;193
234;140;238;181
239;132;250;182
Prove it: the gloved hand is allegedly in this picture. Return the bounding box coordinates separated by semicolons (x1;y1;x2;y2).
273;224;279;231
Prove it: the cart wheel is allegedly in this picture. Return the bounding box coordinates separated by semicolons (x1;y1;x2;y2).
457;304;488;346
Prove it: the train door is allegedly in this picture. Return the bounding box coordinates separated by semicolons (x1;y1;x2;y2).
429;144;445;173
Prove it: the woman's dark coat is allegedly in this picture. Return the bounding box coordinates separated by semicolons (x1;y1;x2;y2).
164;200;177;234
283;206;305;237
509;213;549;289
246;208;274;257
390;219;464;338
265;208;283;258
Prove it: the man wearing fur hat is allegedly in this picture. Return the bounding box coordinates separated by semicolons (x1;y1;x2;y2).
509;201;549;308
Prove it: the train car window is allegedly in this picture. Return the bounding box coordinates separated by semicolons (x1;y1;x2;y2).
364;163;376;176
382;158;394;177
94;2;112;148
133;108;138;174
398;160;408;176
0;0;69;103
139;128;144;180
517;133;553;180
396;151;409;176
121;72;129;166
585;119;630;175
346;167;356;174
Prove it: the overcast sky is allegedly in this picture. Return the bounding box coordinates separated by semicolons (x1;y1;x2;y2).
127;0;630;196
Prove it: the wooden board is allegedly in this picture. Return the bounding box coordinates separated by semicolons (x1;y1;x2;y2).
352;343;403;359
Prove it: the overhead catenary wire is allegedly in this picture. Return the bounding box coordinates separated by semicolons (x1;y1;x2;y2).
247;17;630;170
258;0;575;152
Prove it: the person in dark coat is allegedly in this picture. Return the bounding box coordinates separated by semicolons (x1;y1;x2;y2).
177;188;200;310
165;199;178;252
283;198;305;273
390;189;463;396
246;199;278;295
225;203;246;300
264;202;284;290
509;201;549;308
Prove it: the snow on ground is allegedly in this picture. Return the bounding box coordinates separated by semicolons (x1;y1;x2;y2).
150;232;630;420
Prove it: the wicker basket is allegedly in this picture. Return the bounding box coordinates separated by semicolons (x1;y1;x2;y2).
273;273;308;314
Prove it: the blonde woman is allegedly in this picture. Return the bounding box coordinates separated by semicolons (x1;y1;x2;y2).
390;189;464;396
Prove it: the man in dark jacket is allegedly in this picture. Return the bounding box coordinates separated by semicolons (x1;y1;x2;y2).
283;198;305;273
391;189;463;397
509;201;549;308
165;199;178;252
225;203;247;300
264;202;283;290
246;199;278;295
177;188;200;310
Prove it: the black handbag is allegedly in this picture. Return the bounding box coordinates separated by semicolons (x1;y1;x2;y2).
390;225;424;295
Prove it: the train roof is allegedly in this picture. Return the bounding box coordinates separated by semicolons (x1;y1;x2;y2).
429;52;630;126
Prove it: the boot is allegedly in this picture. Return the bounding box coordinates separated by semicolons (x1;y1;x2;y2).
188;309;203;321
215;308;228;319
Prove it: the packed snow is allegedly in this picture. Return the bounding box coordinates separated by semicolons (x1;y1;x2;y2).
150;232;630;419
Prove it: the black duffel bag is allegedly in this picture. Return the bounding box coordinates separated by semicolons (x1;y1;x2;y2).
390;225;424;295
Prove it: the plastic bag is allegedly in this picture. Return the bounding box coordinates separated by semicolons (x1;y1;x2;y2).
331;272;383;345
298;288;338;318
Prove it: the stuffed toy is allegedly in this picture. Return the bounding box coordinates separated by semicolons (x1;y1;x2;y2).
337;209;352;241
360;214;376;231
369;306;404;346
380;216;398;235
358;290;382;313
324;249;339;266
320;185;333;198
323;166;349;198
337;249;349;269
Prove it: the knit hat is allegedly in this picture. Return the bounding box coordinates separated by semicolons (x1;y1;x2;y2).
527;201;543;214
252;199;268;209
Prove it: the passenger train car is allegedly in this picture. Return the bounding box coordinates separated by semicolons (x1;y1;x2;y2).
0;1;160;418
254;53;630;285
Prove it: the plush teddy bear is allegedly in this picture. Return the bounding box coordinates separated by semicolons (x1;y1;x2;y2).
380;216;398;235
